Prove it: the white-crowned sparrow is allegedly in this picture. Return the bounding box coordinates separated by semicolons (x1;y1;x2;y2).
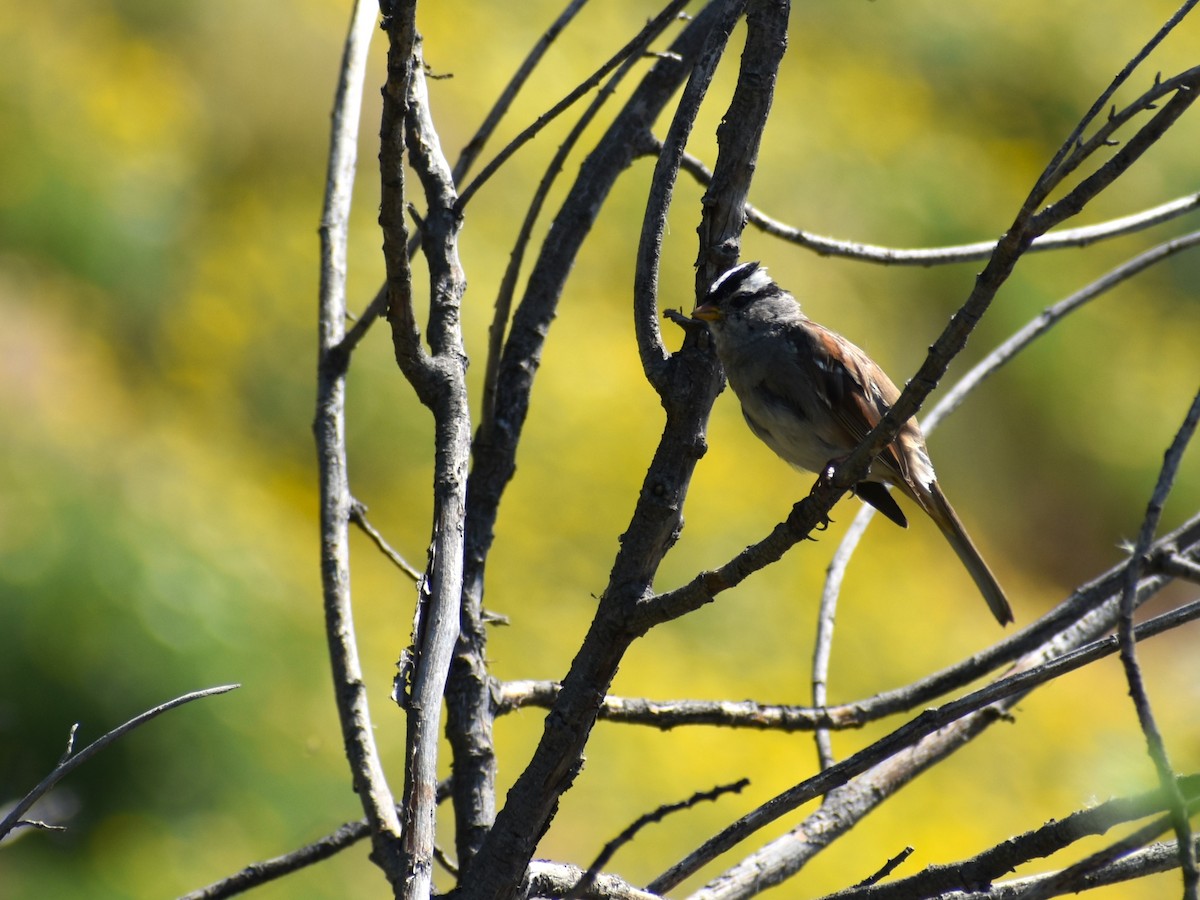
691;261;1012;625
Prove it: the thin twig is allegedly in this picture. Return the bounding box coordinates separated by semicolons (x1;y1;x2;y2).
748;191;1200;265
567;780;749;899
852;847;914;889
478;0;692;441
349;499;422;582
926;229;1200;430
1031;67;1200;235
451;0;593;185
1023;0;1199;212
812;505;872;770
0;686;239;841
177;780;454;899
177;820;370;900
1115;385;1200;898
455;0;693;212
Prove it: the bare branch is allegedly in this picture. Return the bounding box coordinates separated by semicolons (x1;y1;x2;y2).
816;230;1200;654
457;4;782;898
673;147;1200;266
0;686;239;842
651;591;1200;893
448;7;695;871
1153;550;1200;583
996;837;1200;900
633;0;750;388
350;500;422;582
178;781;455;899
177;820;370;900
1032;67;1200;234
820;778;1200;900
853;848;914;890
1024;1;1198;212
1046;67;1200;193
455;0;693;212
479;0;692;440
525;862;664;900
317;0;376;358
811;505;873;769
344;6;628;431
496;680;832;731
1009;813;1182;900
314;0;406;886
926;229;1200;430
766;192;1200;264
388;32;472;900
692;0;786;287
451;0;592;185
568;780;749;899
1115;385;1200;896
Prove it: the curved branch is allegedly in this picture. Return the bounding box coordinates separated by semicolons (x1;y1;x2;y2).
633;0;750;388
674;146;1200;266
926;229;1200;429
0;686;239;841
314;0;406;884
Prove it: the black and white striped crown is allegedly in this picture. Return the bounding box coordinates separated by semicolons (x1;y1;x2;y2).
704;261;778;307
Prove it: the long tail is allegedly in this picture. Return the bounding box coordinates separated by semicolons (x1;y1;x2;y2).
923;482;1013;626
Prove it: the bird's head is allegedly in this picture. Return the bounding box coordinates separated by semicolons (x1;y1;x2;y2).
690;261;796;330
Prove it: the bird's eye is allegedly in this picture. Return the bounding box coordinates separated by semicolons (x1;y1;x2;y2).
726;291;755;311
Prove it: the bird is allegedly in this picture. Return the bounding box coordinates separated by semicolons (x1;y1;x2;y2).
690;260;1013;625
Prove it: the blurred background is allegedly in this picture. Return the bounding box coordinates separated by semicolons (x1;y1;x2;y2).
2;1;1198;897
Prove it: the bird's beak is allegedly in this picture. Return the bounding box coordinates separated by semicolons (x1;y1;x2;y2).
690;303;722;323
